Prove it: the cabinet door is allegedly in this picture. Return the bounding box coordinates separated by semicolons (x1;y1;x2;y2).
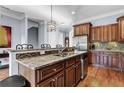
107;53;112;67
95;27;98;41
111;53;119;69
91;28;95;42
37;77;54;87
96;52;100;65
99;52;104;65
92;52;97;64
121;53;124;71
119;20;124;41
55;71;65;87
97;27;101;41
103;53;108;66
99;26;104;42
79;25;83;35
66;65;75;87
111;24;118;41
75;63;81;84
108;25;112;41
74;26;80;36
103;26;108;42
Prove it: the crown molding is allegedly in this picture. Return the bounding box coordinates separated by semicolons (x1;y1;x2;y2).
0;6;25;20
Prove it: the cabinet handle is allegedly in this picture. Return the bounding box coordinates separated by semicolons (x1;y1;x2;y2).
52;69;57;72
52;79;55;82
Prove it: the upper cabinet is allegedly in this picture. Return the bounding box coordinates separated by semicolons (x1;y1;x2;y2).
73;15;124;42
73;23;92;36
90;23;118;42
117;16;124;41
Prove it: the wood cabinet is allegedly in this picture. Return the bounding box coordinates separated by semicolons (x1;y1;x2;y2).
110;53;120;69
90;23;118;42
37;71;64;87
75;63;81;84
65;56;81;87
111;24;118;41
66;65;76;87
74;23;92;36
36;62;64;83
120;53;124;71
117;16;124;41
89;51;123;71
19;55;82;87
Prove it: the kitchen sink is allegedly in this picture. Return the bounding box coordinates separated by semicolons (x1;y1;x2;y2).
54;52;75;57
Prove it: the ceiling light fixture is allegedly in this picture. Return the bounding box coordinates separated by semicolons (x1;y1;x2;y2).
47;5;56;31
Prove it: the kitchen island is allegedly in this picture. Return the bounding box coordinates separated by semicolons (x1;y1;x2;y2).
16;51;87;87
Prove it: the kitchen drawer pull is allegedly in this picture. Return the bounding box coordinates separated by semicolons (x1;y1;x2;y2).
52;79;55;81
52;69;57;71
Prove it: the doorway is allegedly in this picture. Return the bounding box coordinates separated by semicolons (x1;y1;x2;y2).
28;27;38;49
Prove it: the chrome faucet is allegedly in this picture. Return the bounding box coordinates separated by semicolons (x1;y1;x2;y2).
58;47;67;55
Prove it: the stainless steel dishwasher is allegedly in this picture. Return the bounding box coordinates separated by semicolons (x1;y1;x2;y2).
81;53;88;79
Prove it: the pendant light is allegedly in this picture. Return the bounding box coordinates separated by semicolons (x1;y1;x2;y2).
47;5;56;31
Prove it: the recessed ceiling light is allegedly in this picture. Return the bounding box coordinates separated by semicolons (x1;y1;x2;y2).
71;11;76;15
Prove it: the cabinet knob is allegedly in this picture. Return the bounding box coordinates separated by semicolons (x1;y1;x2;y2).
52;69;57;71
73;65;76;68
52;79;55;81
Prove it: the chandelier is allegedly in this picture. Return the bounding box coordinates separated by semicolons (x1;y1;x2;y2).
47;5;56;31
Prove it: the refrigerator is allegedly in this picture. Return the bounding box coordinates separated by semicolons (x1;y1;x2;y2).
73;35;88;51
73;35;88;79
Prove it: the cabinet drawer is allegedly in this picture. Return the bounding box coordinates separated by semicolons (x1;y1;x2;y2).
75;56;81;62
36;62;64;83
66;58;75;68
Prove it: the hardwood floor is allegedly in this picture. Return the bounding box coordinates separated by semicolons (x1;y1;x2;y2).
0;66;124;87
78;66;124;87
0;68;9;81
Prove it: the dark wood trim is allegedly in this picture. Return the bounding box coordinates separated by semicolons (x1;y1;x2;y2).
73;22;92;27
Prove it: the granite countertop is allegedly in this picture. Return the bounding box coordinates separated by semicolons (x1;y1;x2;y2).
16;51;87;70
90;49;124;53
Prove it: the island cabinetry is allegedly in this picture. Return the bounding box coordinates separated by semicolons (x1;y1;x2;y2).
37;71;64;87
18;55;82;87
65;56;81;87
36;62;64;83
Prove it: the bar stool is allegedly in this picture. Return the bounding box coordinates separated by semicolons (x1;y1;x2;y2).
41;44;51;49
16;44;23;50
0;75;30;87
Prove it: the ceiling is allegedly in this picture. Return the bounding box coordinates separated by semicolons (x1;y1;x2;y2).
2;5;124;31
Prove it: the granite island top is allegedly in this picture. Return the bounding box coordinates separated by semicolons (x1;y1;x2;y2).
16;51;87;70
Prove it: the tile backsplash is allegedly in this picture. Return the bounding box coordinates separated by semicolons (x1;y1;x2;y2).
91;42;124;50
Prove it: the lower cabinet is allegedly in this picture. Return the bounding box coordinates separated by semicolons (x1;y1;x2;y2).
37;71;64;87
75;63;81;85
66;65;76;87
19;55;82;87
66;62;81;87
89;51;123;71
120;54;124;71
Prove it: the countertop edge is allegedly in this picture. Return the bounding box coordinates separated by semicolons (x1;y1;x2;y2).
16;51;87;70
